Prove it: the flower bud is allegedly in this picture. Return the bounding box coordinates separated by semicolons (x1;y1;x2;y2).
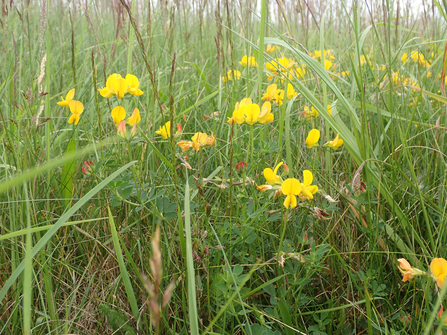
235;161;248;171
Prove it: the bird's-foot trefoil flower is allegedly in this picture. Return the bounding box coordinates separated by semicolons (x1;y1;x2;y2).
117;120;127;138
397;258;425;282
258;101;274;124
326;133;344;149
287;83;297;99
125;74;144;96
263;162;284;185
126;108;141;126
299;170;318;200
281;178;302;209
68;100;84;125
430;258;447;289
306;129;320;148
111;106;126;126
274;89;285;106
156;121;171;139
58;88;75;107
262;84;277;101
256;184;273;192
241;103;260;125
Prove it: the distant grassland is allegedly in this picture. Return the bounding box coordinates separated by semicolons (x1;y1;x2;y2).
1;1;447;334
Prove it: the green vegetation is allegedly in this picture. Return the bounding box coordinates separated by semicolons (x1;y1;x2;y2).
1;0;447;334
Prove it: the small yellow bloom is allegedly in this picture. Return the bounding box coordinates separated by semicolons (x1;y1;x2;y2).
327;133;343;149
287;83;297;99
257;184;273;192
306;129;320;148
240;55;258;68
324;59;332;70
327;104;332;116
99;73;128;99
125;74;144;96
262;84;277;101
156;121;171;139
274;89;284;106
177;140;193;152
57;88;75;107
126;108;141;126
241;103;260;125
397;258;425;282
240;98;252;106
207;133;216;147
263;162;283;185
228;107;245;124
401;52;408;64
265;45;275;53
430;258;447;289
222;70;241;82
258;101;274;124
68;100;84;125
111;106;126;126
299;170;318;200
304;105;319;118
281;178;302;209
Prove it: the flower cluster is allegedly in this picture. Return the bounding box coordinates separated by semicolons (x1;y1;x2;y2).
222;70;241;82
239;55;258;68
227;98;274;125
99;73;143;99
99;73;144;138
397;258;447;289
402;51;430;68
57;88;84;125
257;163;318;208
177;132;215;152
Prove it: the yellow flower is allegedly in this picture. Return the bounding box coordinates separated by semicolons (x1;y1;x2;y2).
327;134;343;149
263;162;283;185
67;100;84;125
401;52;408;64
111;106;126;126
177;140;193;152
125;74;143;96
299;170;318;200
258;101;274;124
57;88;75;107
240;55;258;68
222;70;241;82
262;84;277;101
287;83;297;99
256;184;273;192
207;133;216;147
324;59;332;70
397;258;425;282
294;67;305;79
430;258;447;289
99;73;128;99
281;178;302;209
304;105;319;118
327;104;332;116
306;129;320;148
228;106;245;124
241;103;260;125
117;120;127;138
126;108;141;126
156;121;171;139
274;89;284;106
191;132;209;151
265;45;275;53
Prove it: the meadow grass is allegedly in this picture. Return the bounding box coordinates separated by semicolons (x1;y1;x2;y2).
1;0;447;334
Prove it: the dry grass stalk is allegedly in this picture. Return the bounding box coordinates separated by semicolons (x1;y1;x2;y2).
143;226;175;334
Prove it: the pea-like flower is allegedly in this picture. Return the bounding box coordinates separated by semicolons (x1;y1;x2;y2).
303;105;319;118
306;129;320;149
126;108;141;126
262;84;277;101
156;121;171;139
240;55;258;68
57;88;75;107
299;170;318;200
117;120;127;138
111;106;126;126
397;258;425;282
326;134;344;149
430;258;447;288
274;89;285;106
265;45;275;53
287;83;297;99
241;103;259;125
281;178;302;209
99;73;143;99
263;162;283;185
256;184;273;192
68;100;84;125
222;70;241;82
258;101;274;124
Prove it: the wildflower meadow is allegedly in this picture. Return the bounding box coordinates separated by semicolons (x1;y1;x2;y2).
2;0;447;334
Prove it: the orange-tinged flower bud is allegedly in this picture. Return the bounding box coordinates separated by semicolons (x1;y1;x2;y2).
117;120;127;138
